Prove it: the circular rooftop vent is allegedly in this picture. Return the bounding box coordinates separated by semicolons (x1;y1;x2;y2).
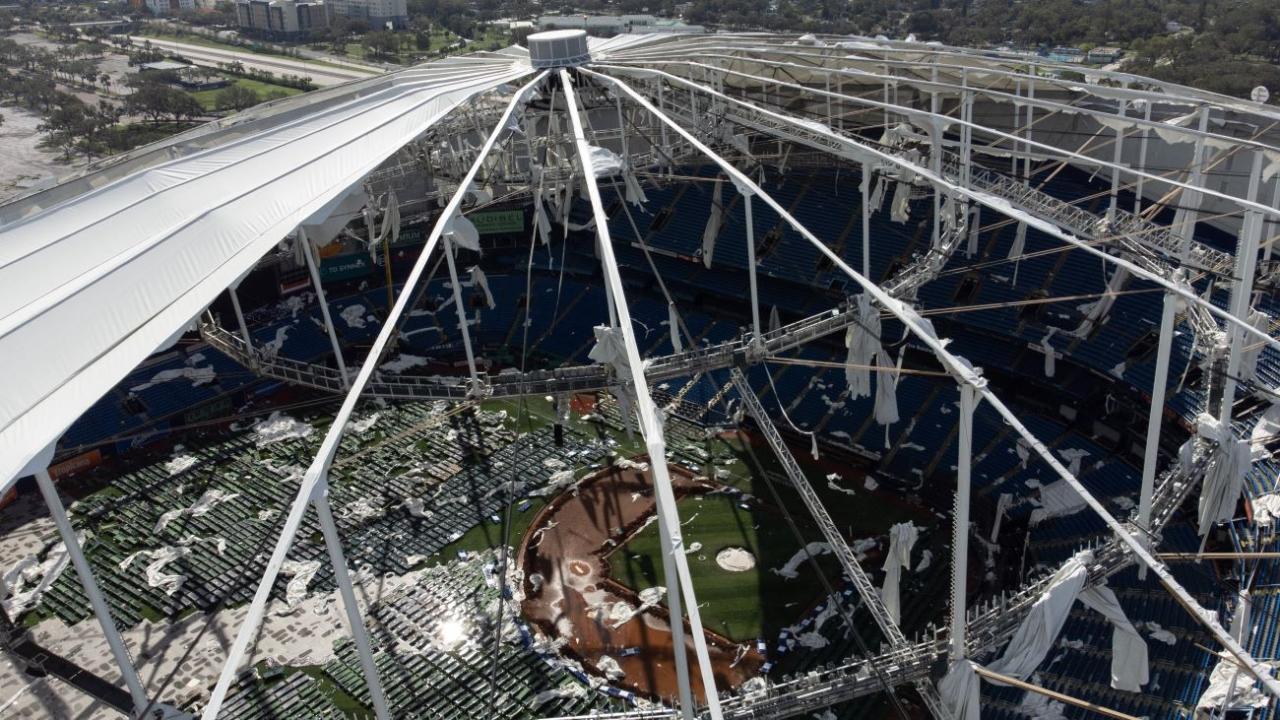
528;29;592;68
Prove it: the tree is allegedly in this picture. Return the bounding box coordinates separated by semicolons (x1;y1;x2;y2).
215;83;260;111
362;31;400;60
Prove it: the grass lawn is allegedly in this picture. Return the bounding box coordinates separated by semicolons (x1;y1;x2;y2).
189;76;305;112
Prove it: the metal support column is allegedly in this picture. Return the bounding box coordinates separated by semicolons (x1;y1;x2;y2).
1108;100;1127;220
742;188;762;340
930;66;941;247
1134;102;1153;215
1218;150;1266;424
1178;107;1212;259
1138;290;1178;537
860;162;872;277
300;229;350;388
35;469;151;717
1023;66;1036;181
442;235;481;390
313;484;391;720
950;384;976;660
228;284;255;367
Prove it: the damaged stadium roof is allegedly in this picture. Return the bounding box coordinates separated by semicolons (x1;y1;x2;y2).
4;29;1280;720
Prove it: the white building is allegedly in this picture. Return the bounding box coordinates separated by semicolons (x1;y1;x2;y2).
327;0;408;30
143;0;199;16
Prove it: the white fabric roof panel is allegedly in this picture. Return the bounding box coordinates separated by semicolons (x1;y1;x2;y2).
0;58;532;490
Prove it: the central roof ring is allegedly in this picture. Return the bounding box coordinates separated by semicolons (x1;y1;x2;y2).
528;29;593;68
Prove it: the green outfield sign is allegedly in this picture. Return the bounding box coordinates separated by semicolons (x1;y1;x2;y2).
470;209;525;235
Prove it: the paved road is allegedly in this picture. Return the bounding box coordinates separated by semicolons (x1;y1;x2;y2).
127;37;381;87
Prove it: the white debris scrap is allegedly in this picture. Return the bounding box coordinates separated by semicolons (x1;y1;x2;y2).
281;559;322;607
773;542;832;579
347;413;381;434
253;412;314;446
154;489;241;533
1;535;78;616
119;545;192;596
164;454;199;476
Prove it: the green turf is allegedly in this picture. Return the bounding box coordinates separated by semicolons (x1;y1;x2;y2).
189;77;305;112
612;492;841;643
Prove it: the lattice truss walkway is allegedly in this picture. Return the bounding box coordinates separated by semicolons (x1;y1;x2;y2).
5;30;1280;720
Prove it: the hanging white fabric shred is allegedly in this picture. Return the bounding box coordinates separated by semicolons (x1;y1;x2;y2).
810;432;820;460
939;660;981;720
586;145;624;178
769;305;782;333
1029;478;1087;525
533;194;552;245
446;212;481;252
991;492;1013;542
890;180;912;223
1073;267;1129;337
869;176;887;211
847;294;881;399
880;522;918;625
381;189;400;247
1239;308;1269;382
623;165;648;206
986;551;1092;681
873;349;900;426
967;206;981;257
1041;329;1057;378
588;325;631;378
1077;584;1149;692
702;177;724;268
668;303;683;353
1196;593;1266;717
468;266;494;309
1195;413;1252;536
1008;221;1028;260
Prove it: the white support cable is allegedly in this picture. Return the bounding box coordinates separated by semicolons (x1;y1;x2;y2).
34;468;151;717
587;66;1280;701
1135;101;1153;215
602;63;1280;357
300;228;350;389
199;70;545;720
558;68;723;720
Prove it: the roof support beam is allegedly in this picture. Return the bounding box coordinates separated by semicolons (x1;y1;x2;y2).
559;68;722;720
34;467;152;718
199;70;545;720
588;64;1280;702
